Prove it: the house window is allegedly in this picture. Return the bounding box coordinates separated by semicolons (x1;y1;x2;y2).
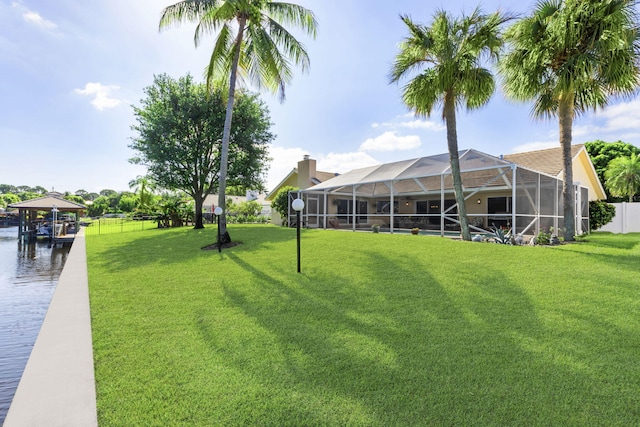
487;197;511;214
337;199;368;223
417;200;456;225
487;196;511;227
376;200;398;214
424;199;457;214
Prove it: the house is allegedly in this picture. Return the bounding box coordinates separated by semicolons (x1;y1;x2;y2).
266;155;338;225
287;145;604;238
503;144;605;201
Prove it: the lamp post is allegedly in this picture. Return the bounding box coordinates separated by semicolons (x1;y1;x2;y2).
51;204;58;246
214;206;223;253
292;198;305;273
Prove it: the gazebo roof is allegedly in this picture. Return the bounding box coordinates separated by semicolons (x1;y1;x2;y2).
8;195;86;211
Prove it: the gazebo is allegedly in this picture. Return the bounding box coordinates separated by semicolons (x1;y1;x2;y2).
8;194;86;244
291;149;592;238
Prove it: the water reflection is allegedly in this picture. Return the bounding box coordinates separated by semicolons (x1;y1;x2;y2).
0;227;70;424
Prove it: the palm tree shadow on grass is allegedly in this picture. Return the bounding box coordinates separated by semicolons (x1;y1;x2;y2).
87;225;296;273
190;248;625;424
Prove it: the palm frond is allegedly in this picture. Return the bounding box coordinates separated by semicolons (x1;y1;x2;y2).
159;0;220;31
266;17;311;72
266;2;318;38
205;23;235;90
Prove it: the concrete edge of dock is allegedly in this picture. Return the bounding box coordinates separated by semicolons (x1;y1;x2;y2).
4;229;98;427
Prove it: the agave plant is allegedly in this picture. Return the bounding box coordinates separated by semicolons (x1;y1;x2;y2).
489;224;512;244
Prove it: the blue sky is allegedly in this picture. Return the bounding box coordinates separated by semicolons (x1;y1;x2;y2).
1;0;639;194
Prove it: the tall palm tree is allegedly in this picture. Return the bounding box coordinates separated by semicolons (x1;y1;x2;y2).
390;9;511;241
500;0;640;241
605;153;640;202
160;0;317;243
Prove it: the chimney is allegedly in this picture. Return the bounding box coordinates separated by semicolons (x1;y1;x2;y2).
297;155;316;189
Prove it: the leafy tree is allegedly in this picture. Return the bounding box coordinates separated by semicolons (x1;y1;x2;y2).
16;185;33;193
118;194;138;213
100;189;118;198
585;140;640;201
271;185;298;227
130;74;273;229
63;194;85;205
18;191;40;201
1;193;20;208
75;189;90;200
604;153;640;202
87;196;110;217
500;0;640;240
589;200;616;230
390;9;511;241
0;184;17;194
106;192;122;211
160;0;317;243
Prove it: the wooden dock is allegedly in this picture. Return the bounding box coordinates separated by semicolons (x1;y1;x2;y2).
51;234;75;247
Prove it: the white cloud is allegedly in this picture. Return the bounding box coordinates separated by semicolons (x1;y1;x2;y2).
265;146;381;192
75;83;123;110
22;10;57;30
511;141;558;153
598;100;640;132
573;124;604;138
359;131;421;152
398;118;445;131
370;115;444;132
318;151;380;173
265;146;307;192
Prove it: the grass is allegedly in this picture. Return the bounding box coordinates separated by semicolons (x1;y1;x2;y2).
86;225;640;426
82;218;157;236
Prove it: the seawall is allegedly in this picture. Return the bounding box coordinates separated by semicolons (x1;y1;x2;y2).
4;230;98;426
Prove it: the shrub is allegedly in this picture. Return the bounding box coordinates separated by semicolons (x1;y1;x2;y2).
535;229;551;245
271;186;299;226
589;200;616;231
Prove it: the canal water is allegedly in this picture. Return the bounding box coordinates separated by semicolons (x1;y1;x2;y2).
0;227;70;425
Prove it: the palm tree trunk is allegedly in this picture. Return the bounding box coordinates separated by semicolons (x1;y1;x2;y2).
217;16;246;244
193;194;204;229
443;95;471;241
559;96;575;242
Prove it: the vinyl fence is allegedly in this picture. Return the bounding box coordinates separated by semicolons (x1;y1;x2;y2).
599;202;640;234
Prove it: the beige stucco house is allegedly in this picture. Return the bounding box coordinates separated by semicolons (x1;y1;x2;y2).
266;155;338;225
504;144;605;201
282;145;604;238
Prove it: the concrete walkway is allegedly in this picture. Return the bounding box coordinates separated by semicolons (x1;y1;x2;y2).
4;230;98;427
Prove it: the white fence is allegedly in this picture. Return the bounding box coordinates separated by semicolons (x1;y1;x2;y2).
599;202;640;234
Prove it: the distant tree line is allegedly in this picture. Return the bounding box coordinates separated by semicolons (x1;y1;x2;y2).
0;183;267;227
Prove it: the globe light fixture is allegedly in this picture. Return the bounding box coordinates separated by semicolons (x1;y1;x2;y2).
214;206;223;253
292;198;305;273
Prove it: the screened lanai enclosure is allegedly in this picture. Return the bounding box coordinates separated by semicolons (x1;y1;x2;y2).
289;150;589;238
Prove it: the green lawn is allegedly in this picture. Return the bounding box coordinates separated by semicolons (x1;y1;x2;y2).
86;225;640;426
83;218;157;236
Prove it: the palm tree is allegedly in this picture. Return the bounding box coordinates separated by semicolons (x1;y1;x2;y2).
128;175;156;213
160;0;317;243
390;9;511;241
500;0;640;241
605;153;640;202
